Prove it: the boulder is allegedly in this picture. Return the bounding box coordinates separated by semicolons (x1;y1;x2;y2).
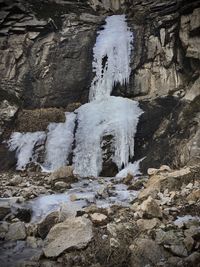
139;196;162;219
38;211;59;239
138;167;192;199
8;175;23;186
0;201;11;220
136;218;161;231
48;166;77;185
129;238;166;267
43;217;93;257
5;222;26;241
90;213;108;225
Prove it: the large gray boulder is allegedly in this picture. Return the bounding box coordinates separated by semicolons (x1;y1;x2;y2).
43;217;93;257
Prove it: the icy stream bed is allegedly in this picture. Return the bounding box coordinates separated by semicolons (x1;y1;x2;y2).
30;177;139;222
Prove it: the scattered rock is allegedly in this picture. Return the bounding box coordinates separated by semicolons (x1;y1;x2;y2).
5;222;26;241
48;166;77;185
187;189;200;203
38;211;59;239
90;213;107;225
169;244;188;257
110;237;120;248
43;217;93;257
8;175;23;186
0;201;11;220
136;218;161;231
54;181;70;191
139;196;162;218
129;238;166;267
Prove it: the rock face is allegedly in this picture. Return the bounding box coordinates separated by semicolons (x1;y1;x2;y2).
0;0;101;131
43;217;93;257
0;0;200;173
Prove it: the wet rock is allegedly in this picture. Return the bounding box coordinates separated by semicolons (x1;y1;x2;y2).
13;205;32;223
90;213;107;225
0;221;9;239
38;211;59;239
129;238;166;267
128;178;146;191
54;181;69;191
5;221;26;241
0;201;11;220
123;173;134;185
139;196;162;219
43;217;93;257
26;236;38;249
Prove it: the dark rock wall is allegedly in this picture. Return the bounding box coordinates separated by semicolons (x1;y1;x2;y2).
0;0;199;173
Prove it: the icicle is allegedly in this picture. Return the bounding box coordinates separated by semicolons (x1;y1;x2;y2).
89;15;133;101
7;131;46;170
42;112;76;171
73;96;143;177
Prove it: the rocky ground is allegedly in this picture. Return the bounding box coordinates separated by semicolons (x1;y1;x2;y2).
0;165;200;267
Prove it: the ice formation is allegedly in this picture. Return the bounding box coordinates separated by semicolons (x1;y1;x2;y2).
116;158;145;178
7;132;46;170
42;112;76;171
73;96;142;177
89;15;133;101
7;15;143;177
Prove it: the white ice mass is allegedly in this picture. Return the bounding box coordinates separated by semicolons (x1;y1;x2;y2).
42;112;76;171
7;131;46;170
73;97;142;177
89;15;133;101
7;15;143;177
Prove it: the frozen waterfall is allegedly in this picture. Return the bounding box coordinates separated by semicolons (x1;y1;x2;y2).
42;112;76;171
7;131;46;170
7;15;143;177
73;97;142;177
89;15;133;101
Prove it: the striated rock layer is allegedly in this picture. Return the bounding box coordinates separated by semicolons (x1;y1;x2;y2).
0;0;199;173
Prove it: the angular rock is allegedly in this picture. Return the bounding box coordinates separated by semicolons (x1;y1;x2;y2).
43;217;93;257
169;244;188;257
136;218;161;231
9;175;23;186
129;238;166;267
139;196;162;218
48;166;77;185
0;201;11;220
38;211;59;239
5;221;26;241
90;213;107;225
